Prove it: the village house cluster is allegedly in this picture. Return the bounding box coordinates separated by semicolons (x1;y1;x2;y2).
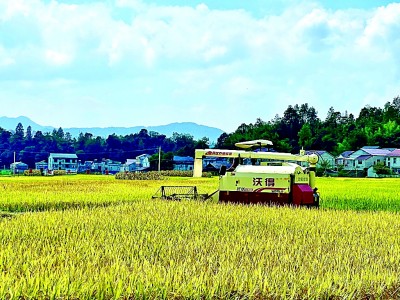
304;146;400;177
9;154;198;175
8;145;400;177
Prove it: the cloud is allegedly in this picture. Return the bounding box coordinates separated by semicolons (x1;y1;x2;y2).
1;0;400;131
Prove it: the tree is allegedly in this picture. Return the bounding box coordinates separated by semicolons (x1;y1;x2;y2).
317;158;333;177
14;122;24;139
216;132;229;149
373;162;391;175
56;127;65;139
194;137;209;150
26;126;33;141
298;123;313;149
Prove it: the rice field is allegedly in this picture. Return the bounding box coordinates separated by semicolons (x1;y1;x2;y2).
1;175;400;299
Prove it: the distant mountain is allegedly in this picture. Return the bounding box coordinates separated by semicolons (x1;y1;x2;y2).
0;116;54;133
0;116;225;143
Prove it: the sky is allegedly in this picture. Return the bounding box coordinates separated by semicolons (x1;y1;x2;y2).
1;0;399;133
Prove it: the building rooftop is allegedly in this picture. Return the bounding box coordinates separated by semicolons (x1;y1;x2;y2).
362;149;392;156
173;156;194;163
49;153;78;159
305;150;332;156
340;151;354;158
387;149;400;157
355;155;372;161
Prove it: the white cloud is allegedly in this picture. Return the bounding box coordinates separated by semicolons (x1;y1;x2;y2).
1;0;400;131
45;50;72;66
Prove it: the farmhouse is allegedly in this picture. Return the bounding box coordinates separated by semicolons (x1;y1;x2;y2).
48;153;78;173
35;160;48;171
344;147;391;171
386;149;400;175
335;151;354;169
10;162;28;174
121;154;151;172
104;160;122;174
339;147;392;177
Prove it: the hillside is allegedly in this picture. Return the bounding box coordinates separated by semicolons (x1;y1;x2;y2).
0;116;224;143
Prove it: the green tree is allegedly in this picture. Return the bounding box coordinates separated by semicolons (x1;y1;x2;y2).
373;162;391;175
298;123;313;149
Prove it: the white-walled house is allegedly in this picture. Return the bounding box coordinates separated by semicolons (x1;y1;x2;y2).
103;160;122;174
48;153;78;173
136;154;151;169
352;155;374;172
35;160;48;171
120;154;151;172
121;159;137;172
335;151;354;169
344;147;391;171
386;149;400;175
10;162;28;174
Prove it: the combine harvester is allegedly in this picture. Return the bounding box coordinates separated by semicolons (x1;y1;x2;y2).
154;140;320;207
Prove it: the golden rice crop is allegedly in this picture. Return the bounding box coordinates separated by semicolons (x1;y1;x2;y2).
0;175;215;212
317;177;400;211
0;175;400;298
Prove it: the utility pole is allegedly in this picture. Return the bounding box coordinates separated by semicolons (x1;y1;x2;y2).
158;146;161;172
13;151;16;175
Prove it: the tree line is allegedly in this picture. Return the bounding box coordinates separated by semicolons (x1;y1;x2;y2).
0;126;209;169
216;96;400;155
1;96;399;169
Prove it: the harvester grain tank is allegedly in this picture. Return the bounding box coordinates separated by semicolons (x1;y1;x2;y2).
193;140;320;207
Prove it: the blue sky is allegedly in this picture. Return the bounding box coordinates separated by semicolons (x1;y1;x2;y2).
1;0;399;133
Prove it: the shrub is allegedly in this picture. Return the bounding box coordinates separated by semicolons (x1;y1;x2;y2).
24;169;42;176
115;171;164;180
53;170;67;176
115;170;214;180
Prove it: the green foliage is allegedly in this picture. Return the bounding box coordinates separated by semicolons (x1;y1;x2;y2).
298;123;313;149
216;96;400;154
0;126;207;169
0;169;12;176
373;162;391;175
2;96;400;171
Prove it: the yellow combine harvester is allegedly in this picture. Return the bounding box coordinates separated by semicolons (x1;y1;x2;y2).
193;140;320;207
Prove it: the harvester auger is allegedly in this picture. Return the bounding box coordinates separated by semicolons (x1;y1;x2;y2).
193;140;320;207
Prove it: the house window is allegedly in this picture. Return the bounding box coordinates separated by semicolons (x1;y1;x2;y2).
394;158;397;164
358;160;362;164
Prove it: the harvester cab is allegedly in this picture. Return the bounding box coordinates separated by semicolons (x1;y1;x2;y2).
193;140;320;207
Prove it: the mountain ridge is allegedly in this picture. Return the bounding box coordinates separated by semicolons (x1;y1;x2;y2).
0;116;225;143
